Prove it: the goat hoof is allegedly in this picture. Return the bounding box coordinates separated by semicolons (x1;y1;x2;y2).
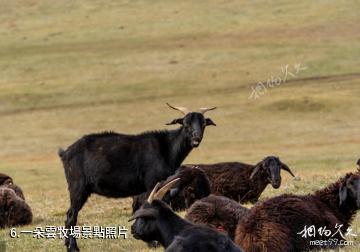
67;244;80;252
67;247;80;252
147;240;160;248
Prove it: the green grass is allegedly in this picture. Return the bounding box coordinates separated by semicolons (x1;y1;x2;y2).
0;0;359;251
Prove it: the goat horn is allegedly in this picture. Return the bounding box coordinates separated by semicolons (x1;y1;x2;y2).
153;178;181;201
166;103;189;115
147;182;161;204
249;165;261;180
281;163;295;177
198;107;217;114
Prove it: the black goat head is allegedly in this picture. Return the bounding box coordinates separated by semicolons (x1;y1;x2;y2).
339;173;360;208
165;103;216;148
130;178;180;242
130;202;160;242
250;156;295;189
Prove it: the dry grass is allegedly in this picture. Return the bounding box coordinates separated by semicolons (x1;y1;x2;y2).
0;0;359;251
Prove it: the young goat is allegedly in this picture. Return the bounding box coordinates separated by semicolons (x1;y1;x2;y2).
185;195;249;240
235;171;360;252
132;166;211;213
130;179;243;252
184;156;295;203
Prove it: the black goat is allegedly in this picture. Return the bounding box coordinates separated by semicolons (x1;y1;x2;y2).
130;179;243;252
58;104;216;252
132;165;211;213
185;156;294;203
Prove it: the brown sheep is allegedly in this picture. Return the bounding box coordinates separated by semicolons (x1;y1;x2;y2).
0;173;12;185
0;187;32;228
0;173;25;200
235;171;360;252
0;173;31;228
185;195;249;240
184;156;295;203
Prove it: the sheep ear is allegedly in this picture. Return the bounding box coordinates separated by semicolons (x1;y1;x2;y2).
250;165;261;180
205;118;216;126
281;163;295;177
166;118;184;125
128;208;158;222
339;184;348;206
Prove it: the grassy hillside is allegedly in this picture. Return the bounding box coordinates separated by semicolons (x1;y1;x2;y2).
0;0;359;251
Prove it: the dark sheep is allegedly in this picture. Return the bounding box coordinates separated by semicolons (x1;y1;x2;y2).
235;171;360;252
185;195;249;240
132;165;211;213
130;179;243;252
185;156;295;203
0;187;32;228
0;173;12;185
0;173;25;200
58;104;216;252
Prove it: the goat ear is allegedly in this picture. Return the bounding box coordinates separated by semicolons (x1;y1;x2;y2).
250;165;261;180
166;118;184;125
205;118;216;126
281;163;295;177
339;183;348;206
128;208;158;222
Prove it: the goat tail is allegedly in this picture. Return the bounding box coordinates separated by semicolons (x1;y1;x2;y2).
58;148;66;160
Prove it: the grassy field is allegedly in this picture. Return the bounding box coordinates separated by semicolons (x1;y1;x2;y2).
0;0;359;251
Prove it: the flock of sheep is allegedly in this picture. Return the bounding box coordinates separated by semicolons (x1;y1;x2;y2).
2;104;360;252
